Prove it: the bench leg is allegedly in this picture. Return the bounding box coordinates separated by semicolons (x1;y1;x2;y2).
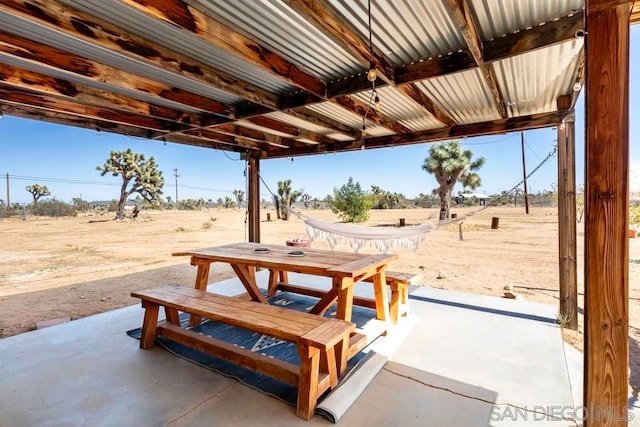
321;346;338;389
140;301;160;349
297;344;320;420
335;335;351;377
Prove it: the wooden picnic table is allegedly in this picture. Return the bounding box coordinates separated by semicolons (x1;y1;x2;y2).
173;242;398;373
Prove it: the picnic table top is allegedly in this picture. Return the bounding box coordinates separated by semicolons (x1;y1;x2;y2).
173;242;397;278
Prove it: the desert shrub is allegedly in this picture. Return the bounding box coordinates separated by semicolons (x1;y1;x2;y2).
202;221;213;230
630;205;640;227
326;177;371;223
31;200;77;217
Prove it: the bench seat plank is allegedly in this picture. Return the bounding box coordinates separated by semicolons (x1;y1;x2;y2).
132;285;354;349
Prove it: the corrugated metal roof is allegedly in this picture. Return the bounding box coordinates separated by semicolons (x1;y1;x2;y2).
415;69;501;124
307;102;394;137
0;10;246;105
193;0;363;81
265;111;341;136
328;0;466;65
0;54;204;113
60;0;297;96
493;39;584;117
468;0;584;41
351;86;443;131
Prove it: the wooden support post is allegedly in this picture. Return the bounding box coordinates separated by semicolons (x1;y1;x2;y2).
557;114;578;330
584;2;630;425
248;155;260;243
521;131;530;214
399;218;406;227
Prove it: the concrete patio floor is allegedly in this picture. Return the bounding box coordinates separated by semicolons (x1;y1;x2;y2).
0;274;584;426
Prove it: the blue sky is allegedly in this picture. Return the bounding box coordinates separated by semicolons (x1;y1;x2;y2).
1;26;638;204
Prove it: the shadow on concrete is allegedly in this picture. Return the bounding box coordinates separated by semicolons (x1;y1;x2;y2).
409;294;558;325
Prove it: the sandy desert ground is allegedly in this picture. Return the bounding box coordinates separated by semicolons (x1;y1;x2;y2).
1;206;639;389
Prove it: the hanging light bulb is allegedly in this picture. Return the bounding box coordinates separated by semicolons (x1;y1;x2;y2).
96;127;101;136
367;62;377;82
374;93;381;110
0;108;4;119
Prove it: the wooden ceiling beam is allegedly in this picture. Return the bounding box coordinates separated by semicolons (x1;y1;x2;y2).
0;63;221;128
0;31;234;120
283;0;395;85
0;87;191;133
396;84;456;127
0;0;280;110
262;110;564;158
443;0;507;118
121;0;326;98
332;96;412;134
1;103;242;151
483;13;584;63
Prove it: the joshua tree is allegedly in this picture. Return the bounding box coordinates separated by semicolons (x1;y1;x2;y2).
233;189;245;209
422;141;485;220
96;149;164;220
25;184;50;205
277;179;302;220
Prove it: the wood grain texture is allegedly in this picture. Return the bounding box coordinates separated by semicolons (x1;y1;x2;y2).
122;0;326;98
557;117;578;330
247;156;260;243
584;1;630;425
283;0;395;84
483;13;584;63
0;0;279;110
0;30;235;118
262;111;564;158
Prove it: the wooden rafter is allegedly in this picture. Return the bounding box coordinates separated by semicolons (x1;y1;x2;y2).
283;0;395;84
262;110;564;158
0;0;281;110
1;103;241;151
121;0;326;98
482;13;584;63
0;31;235;119
0;63;216;127
396;84;455;127
0;87;192;133
443;0;507;118
332;96;411;134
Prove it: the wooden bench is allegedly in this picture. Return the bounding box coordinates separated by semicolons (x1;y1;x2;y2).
131;285;355;420
269;270;417;323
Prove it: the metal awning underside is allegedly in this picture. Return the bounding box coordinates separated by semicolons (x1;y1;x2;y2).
0;0;616;158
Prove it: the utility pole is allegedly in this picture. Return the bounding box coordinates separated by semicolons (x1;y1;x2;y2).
520;131;530;214
173;168;179;211
5;173;10;208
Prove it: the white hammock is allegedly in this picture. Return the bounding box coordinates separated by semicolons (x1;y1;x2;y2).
286;208;435;253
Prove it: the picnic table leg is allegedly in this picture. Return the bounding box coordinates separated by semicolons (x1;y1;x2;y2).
189;260;211;327
297;344;320;420
231;264;269;303
267;270;279;297
372;271;390;322
140;301;160;349
335;278;355;376
279;271;289;283
389;283;400;324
